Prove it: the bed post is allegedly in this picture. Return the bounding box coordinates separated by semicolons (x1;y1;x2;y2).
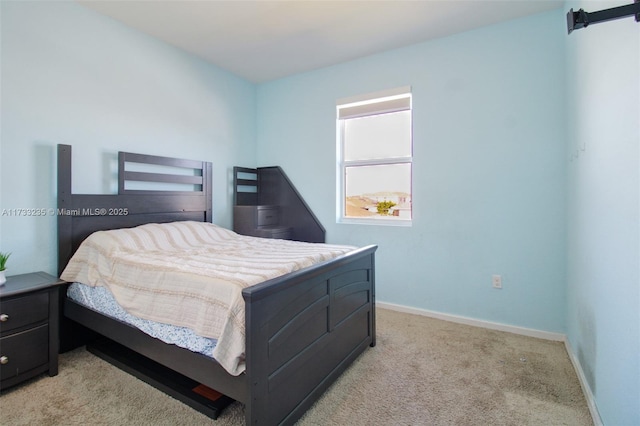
204;161;213;222
57;144;98;352
57;144;73;277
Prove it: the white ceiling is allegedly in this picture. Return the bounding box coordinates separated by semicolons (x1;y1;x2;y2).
78;0;563;83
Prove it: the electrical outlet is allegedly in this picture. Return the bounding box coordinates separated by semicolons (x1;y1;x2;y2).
492;274;502;289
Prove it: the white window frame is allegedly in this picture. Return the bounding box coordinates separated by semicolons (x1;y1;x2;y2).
336;86;413;226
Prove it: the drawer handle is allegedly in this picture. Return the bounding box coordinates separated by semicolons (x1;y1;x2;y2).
0;314;7;322
0;356;8;365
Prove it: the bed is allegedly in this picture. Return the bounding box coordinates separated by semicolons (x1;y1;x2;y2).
56;144;377;425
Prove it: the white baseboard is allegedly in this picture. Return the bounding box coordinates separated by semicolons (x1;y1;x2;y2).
377;301;602;425
564;339;603;426
377;301;566;341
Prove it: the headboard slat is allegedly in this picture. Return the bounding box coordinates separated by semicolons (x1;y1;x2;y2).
123;171;204;186
119;151;205;169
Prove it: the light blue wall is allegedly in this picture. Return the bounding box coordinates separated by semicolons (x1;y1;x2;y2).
257;10;568;333
0;1;256;276
565;1;640;424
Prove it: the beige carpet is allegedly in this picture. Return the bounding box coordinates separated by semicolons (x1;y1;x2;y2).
0;308;592;425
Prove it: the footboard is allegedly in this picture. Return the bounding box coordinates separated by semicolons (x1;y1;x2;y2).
242;245;377;425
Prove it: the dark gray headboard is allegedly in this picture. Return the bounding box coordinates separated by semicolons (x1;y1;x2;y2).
57;144;212;275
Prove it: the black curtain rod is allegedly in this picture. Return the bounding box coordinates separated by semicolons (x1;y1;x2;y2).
567;0;640;34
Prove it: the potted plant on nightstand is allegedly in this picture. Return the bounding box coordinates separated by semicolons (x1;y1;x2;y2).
0;252;10;285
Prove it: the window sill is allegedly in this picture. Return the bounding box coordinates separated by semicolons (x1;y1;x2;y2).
337;217;412;227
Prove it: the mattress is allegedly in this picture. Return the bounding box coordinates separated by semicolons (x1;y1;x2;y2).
60;221;356;376
67;282;217;358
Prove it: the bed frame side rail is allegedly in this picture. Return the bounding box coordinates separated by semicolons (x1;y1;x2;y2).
63;298;248;403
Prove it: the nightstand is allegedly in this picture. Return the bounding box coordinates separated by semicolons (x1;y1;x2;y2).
0;271;65;391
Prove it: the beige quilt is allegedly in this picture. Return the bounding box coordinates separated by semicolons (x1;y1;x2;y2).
61;221;355;376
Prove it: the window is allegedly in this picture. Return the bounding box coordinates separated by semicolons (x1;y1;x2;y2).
337;87;412;225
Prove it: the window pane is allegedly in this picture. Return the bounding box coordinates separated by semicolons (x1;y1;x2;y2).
343;110;411;161
345;163;412;219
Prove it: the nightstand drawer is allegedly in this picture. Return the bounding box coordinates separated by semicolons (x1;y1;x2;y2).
257;206;279;226
0;324;49;381
0;292;49;333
